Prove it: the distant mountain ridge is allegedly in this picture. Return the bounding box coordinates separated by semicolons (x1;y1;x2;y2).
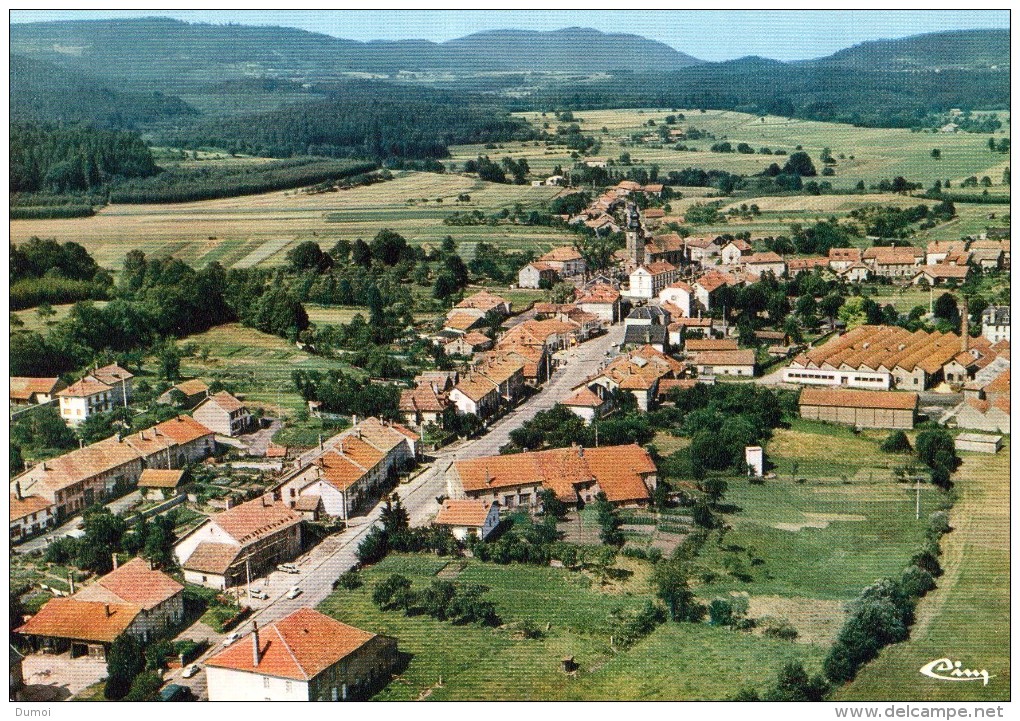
9;17;702;83
805;28;1009;70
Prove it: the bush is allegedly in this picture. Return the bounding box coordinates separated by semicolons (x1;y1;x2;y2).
881;430;913;454
761;616;799;641
823;579;913;684
334;571;363;591
372;574;411;610
900;565;937;598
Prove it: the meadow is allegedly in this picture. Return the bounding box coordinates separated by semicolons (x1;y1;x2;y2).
9;171;578;273
452;108;1010;192
836;444;1010;702
318;553;825;701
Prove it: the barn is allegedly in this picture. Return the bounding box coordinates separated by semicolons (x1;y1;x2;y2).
798;388;918;430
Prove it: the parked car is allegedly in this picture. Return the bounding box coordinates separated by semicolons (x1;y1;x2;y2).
160;684;191;702
182;664;200;679
286;586;302;599
222;632;241;647
277;563;299;574
249;588;269;600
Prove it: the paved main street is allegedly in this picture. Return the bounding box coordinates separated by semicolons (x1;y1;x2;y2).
170;323;625;697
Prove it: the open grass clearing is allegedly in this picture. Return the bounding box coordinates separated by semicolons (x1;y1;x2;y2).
836;443;1010;701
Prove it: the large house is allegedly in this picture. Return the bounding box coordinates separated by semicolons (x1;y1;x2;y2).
12;415;215;521
158;379;210;409
275;418;419;520
720;239;752;265
693;350;756;377
982;306;1010;343
783;325;967;390
10;377;66;407
446;444;658;509
175;496;304;589
518;261;558;289
828;248;862;272
863;247;924;278
926;241;967;265
742;252;787;278
453;291;511;320
57;378;116;426
658;281;693;318
798;388;918;429
537;246;586;277
575;283;622;324
911;264;971;286
10;492;55;543
193;391;256;437
628;262;679;299
578;345;684;411
205;609;398;702
16;559;183;659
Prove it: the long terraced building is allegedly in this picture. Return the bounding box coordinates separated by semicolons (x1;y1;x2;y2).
783;325;966;390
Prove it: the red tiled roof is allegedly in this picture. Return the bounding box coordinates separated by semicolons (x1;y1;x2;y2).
17;598;140;644
154;415;216;445
799;388;918;411
562;387;605;408
455;290;509;312
213;498;303;545
57;378;111;398
540;246;583;262
10;494;51;522
434;499;494;527
201;391;246;413
88;364;134;385
695;350;756;367
10;377;64;401
137;469;185;489
685;338;739;352
76;558;183;610
205;609;379;681
183;542;240;575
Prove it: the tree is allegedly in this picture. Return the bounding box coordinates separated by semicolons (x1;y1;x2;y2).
762;661;829;701
881;431;912;454
538;488;566;519
356;527;388;565
352;238;372;267
653;562;704;622
286;241;331;273
933;293;960;328
157;341;182;382
593;492;624;546
782;151;817;177
930;148;941;160
105;634;145;699
380;494;410;535
372;574;412;610
124;671;163;701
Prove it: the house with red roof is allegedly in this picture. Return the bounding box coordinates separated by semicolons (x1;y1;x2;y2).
10;377;66;407
432;498;500;540
447;444;657;509
518;261;559;289
16;558;183;658
193;391;256;437
205;609;398;701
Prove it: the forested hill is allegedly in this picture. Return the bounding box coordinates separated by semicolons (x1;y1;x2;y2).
9;18;701;86
518;59;1009;128
805;28;1009;71
164;83;536;160
10;53;197;128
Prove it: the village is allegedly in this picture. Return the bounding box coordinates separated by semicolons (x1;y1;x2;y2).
8;166;1011;702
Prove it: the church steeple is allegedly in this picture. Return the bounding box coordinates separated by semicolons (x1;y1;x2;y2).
625;202;645;266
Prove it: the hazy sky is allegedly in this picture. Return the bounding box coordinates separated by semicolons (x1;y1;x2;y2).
9;9;1009;62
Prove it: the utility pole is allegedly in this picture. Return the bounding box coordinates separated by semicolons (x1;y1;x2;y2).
915;476;922;520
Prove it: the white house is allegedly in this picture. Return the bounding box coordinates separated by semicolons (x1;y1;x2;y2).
192;391;256;437
982;307;1010;343
518;261;558;289
10;492;54;543
720;239;752;265
742;252;786;278
561;386;608;424
57;378;114;426
205;609;399;702
432;499;500;540
658;281;693;318
628;261;678;299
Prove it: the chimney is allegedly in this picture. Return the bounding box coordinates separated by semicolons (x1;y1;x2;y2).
68;571;75;595
318;434;324;450
961;298;970;352
15;482;22;501
578;446;584;458
112;553;118;570
116;431;122;443
105;604;111;618
252;622;261;667
41;462;47;472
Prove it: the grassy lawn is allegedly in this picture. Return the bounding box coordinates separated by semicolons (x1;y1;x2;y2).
176;323;360;417
836;442;1010;701
319;553;824;700
696;476;939;601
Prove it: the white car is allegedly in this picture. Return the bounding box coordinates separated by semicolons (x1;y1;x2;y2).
277;563;300;574
249;587;269;600
222;632;241;647
286;586;302;599
182;664;200;678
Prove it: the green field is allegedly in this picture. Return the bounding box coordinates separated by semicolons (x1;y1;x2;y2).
176;323;358;416
9;171;579;273
836;443;1010;701
451;108;1011;192
318;553;824;701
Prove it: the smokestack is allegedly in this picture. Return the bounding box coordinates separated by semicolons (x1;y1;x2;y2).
961;298;970;353
252;622;261;667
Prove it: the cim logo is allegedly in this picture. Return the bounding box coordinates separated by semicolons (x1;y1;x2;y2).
919;658;994;686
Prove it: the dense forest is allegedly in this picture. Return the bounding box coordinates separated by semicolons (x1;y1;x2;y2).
516;61;1009;129
11;124;159;194
166;83;536;160
10;53;197;128
10;237;113;310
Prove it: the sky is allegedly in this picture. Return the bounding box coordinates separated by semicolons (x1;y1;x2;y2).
8;9;1009;62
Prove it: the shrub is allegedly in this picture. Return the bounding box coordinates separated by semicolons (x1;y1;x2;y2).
372;574;412;610
334;571;363;591
881;431;913;453
761;616;799;641
900;565;937;598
